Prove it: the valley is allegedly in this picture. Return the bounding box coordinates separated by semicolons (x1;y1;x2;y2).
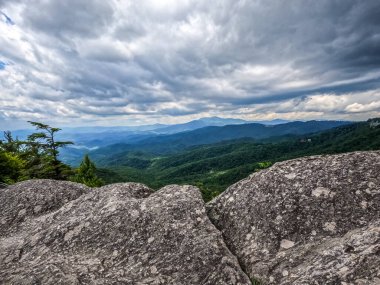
88;120;379;201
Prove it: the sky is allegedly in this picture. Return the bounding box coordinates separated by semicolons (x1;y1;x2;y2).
1;0;380;129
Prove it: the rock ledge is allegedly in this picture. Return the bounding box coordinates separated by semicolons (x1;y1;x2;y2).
0;181;250;284
207;151;380;284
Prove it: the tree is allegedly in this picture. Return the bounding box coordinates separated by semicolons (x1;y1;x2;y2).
0;131;27;183
2;131;21;153
0;149;26;183
0;121;75;184
71;154;104;187
26;121;73;179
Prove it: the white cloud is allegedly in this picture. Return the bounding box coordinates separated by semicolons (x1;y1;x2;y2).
0;0;380;129
346;101;380;113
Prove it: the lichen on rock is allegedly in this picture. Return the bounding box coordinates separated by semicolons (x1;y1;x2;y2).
0;181;250;284
207;151;380;284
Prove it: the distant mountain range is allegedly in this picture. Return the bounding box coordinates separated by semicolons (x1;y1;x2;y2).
5;117;291;149
2;117;353;166
125;120;350;150
60;120;351;166
153;117;249;134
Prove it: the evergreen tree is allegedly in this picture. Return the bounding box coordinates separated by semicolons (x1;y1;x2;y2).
0;148;26;183
0;121;74;184
71;154;104;187
26;121;73;179
0;132;27;183
2;131;21;153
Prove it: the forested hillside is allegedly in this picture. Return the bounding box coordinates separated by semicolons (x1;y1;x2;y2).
2;119;379;201
96;120;380;201
84;120;350;164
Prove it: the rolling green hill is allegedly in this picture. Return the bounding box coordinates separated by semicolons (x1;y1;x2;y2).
96;120;380;201
88;120;350;162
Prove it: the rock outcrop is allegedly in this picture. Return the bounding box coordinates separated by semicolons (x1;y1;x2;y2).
1;151;380;284
207;151;380;284
0;181;250;284
1;180;90;237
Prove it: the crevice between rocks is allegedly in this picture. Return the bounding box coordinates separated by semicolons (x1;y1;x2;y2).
202;200;254;284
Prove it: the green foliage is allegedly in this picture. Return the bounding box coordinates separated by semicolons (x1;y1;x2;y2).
0;149;26;183
26;121;73;179
71;154;104;187
0;121;74;184
1;131;21;153
251;277;265;285
96;121;380;201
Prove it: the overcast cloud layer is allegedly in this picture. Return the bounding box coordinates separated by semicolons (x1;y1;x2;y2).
1;0;380;129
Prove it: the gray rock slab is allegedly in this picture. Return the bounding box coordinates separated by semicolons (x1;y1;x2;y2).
207;151;380;284
0;181;250;285
0;179;90;236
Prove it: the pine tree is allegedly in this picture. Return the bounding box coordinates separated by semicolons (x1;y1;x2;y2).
26;121;73;179
71;154;104;187
2;131;21;153
0;148;26;183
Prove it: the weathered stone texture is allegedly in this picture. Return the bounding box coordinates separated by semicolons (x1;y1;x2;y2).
0;179;90;236
207;151;380;284
2;151;380;284
0;181;250;284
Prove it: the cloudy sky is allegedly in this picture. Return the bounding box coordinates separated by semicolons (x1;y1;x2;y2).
1;0;380;129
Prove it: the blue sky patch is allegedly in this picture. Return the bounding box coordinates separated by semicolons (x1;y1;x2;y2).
0;61;6;70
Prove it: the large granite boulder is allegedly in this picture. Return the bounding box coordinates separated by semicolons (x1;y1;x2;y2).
0;181;250;284
207;151;380;284
0;179;90;236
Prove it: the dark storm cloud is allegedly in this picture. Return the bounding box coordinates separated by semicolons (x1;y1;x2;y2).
1;0;380;128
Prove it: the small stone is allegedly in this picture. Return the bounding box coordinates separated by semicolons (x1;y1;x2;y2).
312;187;330;197
368;182;375;188
34;205;42;214
280;239;295;249
323;222;337;233
150;266;158;274
17;209;27;217
338;266;349;275
285;173;296;179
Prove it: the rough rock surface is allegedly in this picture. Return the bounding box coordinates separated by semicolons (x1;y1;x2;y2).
0;179;90;236
0;180;250;284
207;151;380;284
